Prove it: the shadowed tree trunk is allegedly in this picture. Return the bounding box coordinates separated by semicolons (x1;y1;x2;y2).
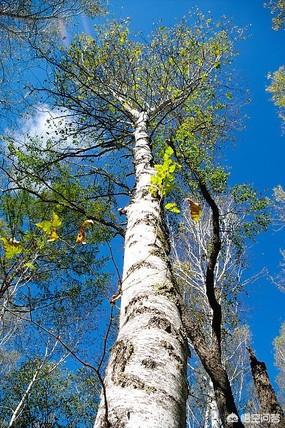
248;348;285;428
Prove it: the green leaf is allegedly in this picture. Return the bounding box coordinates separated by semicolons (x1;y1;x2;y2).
165;202;180;214
0;237;23;259
23;262;36;270
150;146;181;197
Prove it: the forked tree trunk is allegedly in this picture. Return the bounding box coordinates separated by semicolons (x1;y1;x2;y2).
94;112;188;428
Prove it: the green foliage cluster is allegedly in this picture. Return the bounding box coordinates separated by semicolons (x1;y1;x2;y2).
267;66;285;125
205;167;229;193
54;13;236;126
0;187;109;341
173;109;230;195
0;359;99;427
161;100;270;245
266;0;285;30
0;185;109;426
150;146;180;197
149;146;181;213
231;184;270;240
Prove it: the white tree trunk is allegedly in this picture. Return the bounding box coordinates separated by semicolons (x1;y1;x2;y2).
94;112;188;428
203;379;221;428
8;361;44;427
208;379;222;428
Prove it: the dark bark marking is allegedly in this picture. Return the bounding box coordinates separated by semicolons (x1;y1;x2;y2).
128;240;138;247
125;233;135;245
160;340;184;367
125;305;164;324
124;260;154;279
111;340;134;386
111;340;148;391
147;316;172;333
124;293;149;315
141;358;157;369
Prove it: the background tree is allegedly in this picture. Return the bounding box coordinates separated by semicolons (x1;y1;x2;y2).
274;322;285;404
266;0;285;130
266;0;285;30
0;174;113;427
171;198;260;427
0;0;104;117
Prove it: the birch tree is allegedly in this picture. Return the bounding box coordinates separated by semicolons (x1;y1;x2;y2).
171;198;256;427
3;14;243;428
5;11;273;428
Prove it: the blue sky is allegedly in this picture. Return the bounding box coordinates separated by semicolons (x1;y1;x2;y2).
101;0;285;382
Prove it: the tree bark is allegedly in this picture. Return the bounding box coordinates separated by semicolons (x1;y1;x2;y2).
94;111;188;428
181;306;244;428
208;379;222;428
248;348;285;428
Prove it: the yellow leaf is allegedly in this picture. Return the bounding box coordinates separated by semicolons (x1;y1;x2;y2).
48;229;60;242
81;219;94;228
187;199;202;223
36;212;61;242
76;219;94;245
24;262;36;270
76;231;86;245
35;219;52;234
51;212;62;228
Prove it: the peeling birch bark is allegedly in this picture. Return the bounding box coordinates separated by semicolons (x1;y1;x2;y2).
94;112;188;428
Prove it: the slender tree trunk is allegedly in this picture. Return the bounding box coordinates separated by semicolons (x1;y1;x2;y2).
181;307;244;428
9;361;44;427
208;379;222;428
248;348;285;428
203;379;221;428
94;111;188;428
